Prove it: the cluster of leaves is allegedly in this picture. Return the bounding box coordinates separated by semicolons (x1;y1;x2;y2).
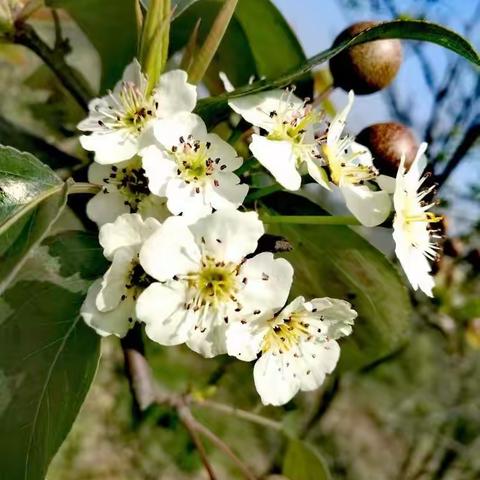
0;0;479;478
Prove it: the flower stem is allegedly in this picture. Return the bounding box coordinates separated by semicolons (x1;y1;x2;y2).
245;183;282;202
195;399;283;432
67;182;101;195
261;215;360;225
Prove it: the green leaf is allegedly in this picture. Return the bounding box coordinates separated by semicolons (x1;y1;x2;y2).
0;146;68;294
46;0;138;92
196;19;480;120
43;230;108;280
0;280;100;480
171;0;308;94
266;193;412;370
283;439;331;480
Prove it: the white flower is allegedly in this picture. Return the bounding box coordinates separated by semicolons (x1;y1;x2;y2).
228;89;328;191
226;296;356;406
86;156;170;226
81;213;161;337
78;59;197;164
392;142;441;297
141;112;248;222
320;91;391;227
136;209;293;358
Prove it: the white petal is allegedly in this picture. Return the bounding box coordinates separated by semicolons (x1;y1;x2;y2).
116;59;146;93
153;112;207;149
206;133;243;171
350;141;373;167
306;298;356;340
341;184;392;227
154;70;197;118
219;71;235;92
237;253;293;315
225;316;270;361
141;144;176;196
99;213;161;260
165;178;211;222
305;157;330;190
327;90;354;148
86;190;130;226
206;173;249;210
229;89;302;131
140;216;201;281
189;209;264;263
87;162;112;184
137;194;170;222
96;246;134;311
80;130;139;164
250;135;301;191
137;282;195;345
376;174;396;194
405;142;428;183
253;352;300;406
297;340;340;391
81;278;135;337
186;318;228;359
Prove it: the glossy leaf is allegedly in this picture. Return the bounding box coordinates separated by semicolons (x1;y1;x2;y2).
196;19;480;119
0;280;100;480
171;0;308;94
0;146;68;294
43;230;108;280
46;0;138;92
283;439;331;480
266;193;412;370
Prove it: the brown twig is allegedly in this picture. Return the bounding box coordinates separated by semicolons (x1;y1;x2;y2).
12;22;93;111
177;404;218;480
120;325;156;413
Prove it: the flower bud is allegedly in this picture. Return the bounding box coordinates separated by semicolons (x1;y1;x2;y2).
356;122;418;176
329;21;403;95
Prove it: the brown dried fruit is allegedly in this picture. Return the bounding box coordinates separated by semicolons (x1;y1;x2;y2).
329;21;403;94
356;122;418;176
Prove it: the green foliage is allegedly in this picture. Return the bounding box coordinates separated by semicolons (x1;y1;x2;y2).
0;280;100;480
283;439;331;480
266;193;411;370
196;19;480;120
170;0;308;93
46;0;138;92
44;231;109;280
0;146;68;294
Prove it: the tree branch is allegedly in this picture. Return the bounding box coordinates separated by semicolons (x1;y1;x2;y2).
436;122;480;188
12;22;93;111
120;324;156;413
177;405;218;480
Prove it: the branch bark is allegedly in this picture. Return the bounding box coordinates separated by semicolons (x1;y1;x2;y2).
12;22;93;111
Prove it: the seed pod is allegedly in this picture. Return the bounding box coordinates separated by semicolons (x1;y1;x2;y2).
329;21;403;94
356;122;418;176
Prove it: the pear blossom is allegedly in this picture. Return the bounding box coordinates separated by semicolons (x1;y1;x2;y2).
86;157;169;226
81;213;161;337
136;209;294;358
320;91;391;226
226;296;356;406
228;88;328;191
392;142;442;296
141;112;248;222
78;59;197;164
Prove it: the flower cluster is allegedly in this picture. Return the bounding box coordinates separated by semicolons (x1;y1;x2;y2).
79;59;441;406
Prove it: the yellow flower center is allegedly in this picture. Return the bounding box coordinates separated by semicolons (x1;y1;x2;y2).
262;313;310;353
172;138;217;184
